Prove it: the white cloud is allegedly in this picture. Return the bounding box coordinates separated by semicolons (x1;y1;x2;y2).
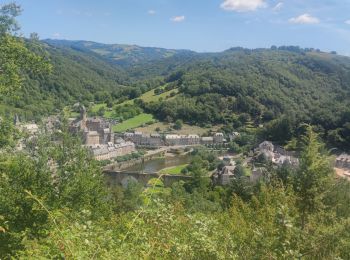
220;0;266;12
52;33;61;38
148;10;156;15
289;14;320;24
171;15;185;22
345;20;350;25
272;2;283;12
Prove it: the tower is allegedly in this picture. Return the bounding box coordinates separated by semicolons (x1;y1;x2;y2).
14;114;20;126
80;105;87;130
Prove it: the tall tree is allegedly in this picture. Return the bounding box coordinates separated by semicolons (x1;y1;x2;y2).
0;3;51;94
293;126;334;228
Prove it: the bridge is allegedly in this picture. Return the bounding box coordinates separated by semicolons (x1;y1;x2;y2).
103;145;197;172
104;170;193;187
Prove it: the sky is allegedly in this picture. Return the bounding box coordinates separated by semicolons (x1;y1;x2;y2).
7;0;350;55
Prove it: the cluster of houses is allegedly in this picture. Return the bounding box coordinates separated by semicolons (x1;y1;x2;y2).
123;132;225;147
212;156;266;185
213;141;300;186
336;154;350;169
335;154;350;178
255;141;299;167
70;105;135;161
90;141;136;161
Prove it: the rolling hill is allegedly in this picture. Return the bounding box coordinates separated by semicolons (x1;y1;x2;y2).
43;39;195;67
1;40;350;148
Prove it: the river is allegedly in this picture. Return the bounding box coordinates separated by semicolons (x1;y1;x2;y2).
124;154;193;173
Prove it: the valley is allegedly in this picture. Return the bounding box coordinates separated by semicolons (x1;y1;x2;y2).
1;2;350;258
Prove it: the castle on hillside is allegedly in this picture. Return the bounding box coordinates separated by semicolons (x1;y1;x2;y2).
70;104;135;160
70;105;114;146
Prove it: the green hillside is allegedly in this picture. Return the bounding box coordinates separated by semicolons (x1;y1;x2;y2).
140;47;350;149
44;39;194;67
2;40;350;148
0;40;132;120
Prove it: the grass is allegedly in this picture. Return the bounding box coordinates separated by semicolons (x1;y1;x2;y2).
112;113;155;132
160;164;188;175
89;103;118;118
89;86;179;119
90;103;107;113
135;122;222;135
69;112;80;118
115;87;178;108
139;88;179;103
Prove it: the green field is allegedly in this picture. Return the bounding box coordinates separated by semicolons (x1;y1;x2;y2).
90;86;179;118
112;113;155;132
160;164;188;175
137;88;178;103
90;103;115;118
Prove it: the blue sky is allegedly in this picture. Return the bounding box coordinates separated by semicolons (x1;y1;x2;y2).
8;0;350;54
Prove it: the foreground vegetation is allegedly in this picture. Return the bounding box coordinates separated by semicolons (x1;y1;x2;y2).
1;3;350;259
1;123;350;259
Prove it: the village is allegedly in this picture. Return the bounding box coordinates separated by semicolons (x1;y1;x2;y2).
13;104;350;186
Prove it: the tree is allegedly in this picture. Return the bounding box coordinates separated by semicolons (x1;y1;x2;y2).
0;153;52;256
0;3;51;94
29;32;39;41
0;116;20;149
293;126;334;228
0;3;21;35
174;119;183;130
184;157;210;193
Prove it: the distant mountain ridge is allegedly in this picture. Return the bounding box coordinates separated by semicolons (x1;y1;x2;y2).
44;39;195;66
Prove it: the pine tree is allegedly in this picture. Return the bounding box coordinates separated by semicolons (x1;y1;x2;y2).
293;126;334;228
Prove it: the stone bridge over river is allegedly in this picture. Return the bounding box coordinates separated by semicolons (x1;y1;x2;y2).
104;170;193;187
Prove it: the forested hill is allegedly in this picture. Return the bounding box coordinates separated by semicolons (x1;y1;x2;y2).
44;39;195;67
1;40;350;148
140;47;350;149
0;40;134;119
149;47;350;127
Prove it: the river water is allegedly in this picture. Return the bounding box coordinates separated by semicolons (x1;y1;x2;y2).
124;154;193;173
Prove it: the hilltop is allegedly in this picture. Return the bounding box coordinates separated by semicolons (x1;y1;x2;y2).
44;39;195;67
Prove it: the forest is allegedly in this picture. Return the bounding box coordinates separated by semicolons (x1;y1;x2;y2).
1;3;350;259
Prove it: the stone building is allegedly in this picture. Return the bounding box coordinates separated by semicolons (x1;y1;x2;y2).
201;136;214;145
256;141;299;168
213;133;224;143
70;104;114;146
187;134;201;145
259;141;274;152
336;154;350;169
85;131;100;146
165;135;183;146
90;141;135;161
125;131;226;147
124;132;163;147
150;133;163;146
214;165;236;185
228;132;240;142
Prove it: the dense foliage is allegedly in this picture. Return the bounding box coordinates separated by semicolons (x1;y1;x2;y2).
139;48;350;149
1;124;349;259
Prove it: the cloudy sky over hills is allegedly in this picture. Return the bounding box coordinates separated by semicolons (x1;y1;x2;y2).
14;0;350;54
